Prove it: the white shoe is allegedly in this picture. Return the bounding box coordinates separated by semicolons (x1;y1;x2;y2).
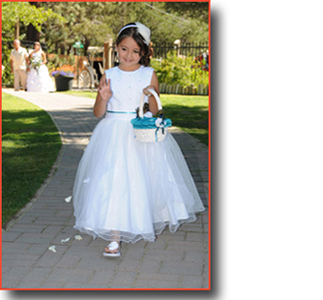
103;241;121;257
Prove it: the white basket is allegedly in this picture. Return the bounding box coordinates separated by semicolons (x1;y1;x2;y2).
133;89;169;143
134;127;168;142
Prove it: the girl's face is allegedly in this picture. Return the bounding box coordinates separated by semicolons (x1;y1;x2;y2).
34;43;40;50
117;36;141;71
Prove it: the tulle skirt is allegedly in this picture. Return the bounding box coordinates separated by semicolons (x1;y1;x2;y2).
27;65;55;93
72;112;205;243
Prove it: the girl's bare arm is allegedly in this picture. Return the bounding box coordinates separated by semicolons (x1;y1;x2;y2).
144;71;160;115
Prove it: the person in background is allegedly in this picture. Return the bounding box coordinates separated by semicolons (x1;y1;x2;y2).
26;41;55;93
10;40;28;91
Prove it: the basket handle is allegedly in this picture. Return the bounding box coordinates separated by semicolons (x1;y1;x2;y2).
139;88;162;118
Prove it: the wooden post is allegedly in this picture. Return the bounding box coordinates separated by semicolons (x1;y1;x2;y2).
175;84;181;94
198;84;203;95
104;38;113;70
14;18;19;40
160;83;166;93
103;41;108;70
108;38;113;69
174;39;181;57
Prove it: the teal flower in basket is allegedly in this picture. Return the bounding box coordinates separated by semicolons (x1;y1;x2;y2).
30;56;42;75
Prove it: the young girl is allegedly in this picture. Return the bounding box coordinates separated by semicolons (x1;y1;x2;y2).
73;22;205;257
27;41;55;92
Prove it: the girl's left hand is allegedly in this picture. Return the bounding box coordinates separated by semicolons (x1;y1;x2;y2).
143;85;155;97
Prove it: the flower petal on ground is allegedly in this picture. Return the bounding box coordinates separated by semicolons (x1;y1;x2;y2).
74;235;83;240
65;196;72;203
48;245;57;253
61;237;71;244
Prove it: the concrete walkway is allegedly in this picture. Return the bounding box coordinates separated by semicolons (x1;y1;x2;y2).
2;89;209;289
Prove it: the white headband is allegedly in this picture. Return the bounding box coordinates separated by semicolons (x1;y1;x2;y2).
118;22;151;46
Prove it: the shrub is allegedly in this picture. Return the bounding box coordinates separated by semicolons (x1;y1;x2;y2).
2;39;14;87
151;51;209;87
47;48;76;76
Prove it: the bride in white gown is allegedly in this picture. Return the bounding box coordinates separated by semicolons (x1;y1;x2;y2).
27;42;55;93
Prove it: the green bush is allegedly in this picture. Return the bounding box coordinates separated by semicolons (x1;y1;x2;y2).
151;51;209;87
2;39;14;87
47;48;76;72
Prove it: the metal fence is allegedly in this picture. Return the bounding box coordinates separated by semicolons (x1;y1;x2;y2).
152;41;209;59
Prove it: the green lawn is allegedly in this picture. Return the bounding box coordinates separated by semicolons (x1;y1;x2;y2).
2;93;62;226
63;90;209;146
161;94;209;146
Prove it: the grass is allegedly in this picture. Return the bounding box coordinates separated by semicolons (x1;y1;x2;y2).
2;93;62;226
63;90;209;146
161;94;209;146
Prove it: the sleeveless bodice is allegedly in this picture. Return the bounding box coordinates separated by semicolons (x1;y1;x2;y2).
104;65;153;112
32;51;42;60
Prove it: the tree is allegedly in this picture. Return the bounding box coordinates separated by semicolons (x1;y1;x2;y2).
41;2;208;53
42;2;114;54
27;2;41;41
2;2;65;40
3;2;208;55
164;2;209;23
1;2;65;86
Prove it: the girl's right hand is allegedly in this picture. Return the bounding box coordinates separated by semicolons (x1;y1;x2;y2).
98;77;112;102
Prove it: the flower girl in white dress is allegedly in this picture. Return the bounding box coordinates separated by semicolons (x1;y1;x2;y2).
73;22;205;257
27;42;55;93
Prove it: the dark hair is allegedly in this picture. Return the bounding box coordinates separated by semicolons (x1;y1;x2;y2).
116;23;151;66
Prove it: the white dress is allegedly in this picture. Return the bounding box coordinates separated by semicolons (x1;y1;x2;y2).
27;51;55;93
73;65;205;244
